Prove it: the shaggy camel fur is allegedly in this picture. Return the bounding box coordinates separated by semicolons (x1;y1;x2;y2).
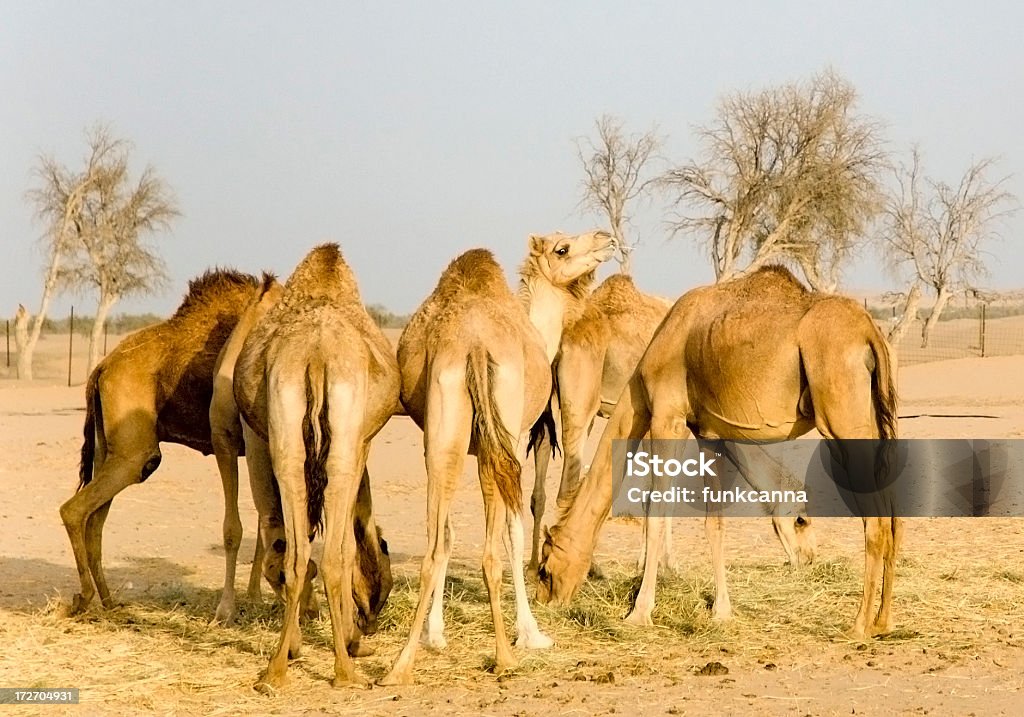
60;270;271;615
381;249;561;684
530;274;818;571
234;244;399;689
537;266;900;639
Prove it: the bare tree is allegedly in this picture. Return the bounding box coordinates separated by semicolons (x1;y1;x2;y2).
576;114;663;274
880;147;1014;347
30;125;177;375
15;133;123;379
662;69;886;289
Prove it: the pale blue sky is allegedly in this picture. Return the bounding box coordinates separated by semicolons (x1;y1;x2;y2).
2;1;1021;317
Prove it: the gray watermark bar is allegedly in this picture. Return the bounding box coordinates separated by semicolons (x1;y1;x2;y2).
0;688;80;704
611;439;1024;518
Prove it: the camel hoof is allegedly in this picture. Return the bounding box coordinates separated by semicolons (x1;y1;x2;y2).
67;594;91;616
869;621;893;638
212;603;235;626
348;640;375;658
623;610;653;627
254;670;287;694
844;627;869;642
515;630;554;650
332;673;368;689
494;657;517;677
421;633;447;651
378;670;413;686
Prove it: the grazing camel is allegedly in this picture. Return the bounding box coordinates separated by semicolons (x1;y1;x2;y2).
537;266;900;640
529;274;817;571
234;243;399;689
60;270;273;615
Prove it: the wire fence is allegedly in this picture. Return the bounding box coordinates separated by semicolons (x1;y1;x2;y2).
869;294;1024;365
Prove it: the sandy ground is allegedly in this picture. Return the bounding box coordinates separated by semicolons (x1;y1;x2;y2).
1;347;1023;715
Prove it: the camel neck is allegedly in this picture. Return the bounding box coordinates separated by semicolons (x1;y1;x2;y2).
519;276;570;364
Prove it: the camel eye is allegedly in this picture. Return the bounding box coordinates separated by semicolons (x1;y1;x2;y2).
555;246;569;257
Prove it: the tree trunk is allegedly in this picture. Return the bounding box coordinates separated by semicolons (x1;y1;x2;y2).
612;222;632;275
16;239;69;380
887;284;922;346
87;292;118;375
920;285;951;348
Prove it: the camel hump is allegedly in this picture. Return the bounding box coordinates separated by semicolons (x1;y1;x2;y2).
437;249;508;296
172;268;261;319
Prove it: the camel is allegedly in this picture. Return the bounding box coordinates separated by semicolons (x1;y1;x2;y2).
381;234;616;685
210;278;392;631
60;269;274;615
529;274;818;572
234;243;399;689
537;266;900;640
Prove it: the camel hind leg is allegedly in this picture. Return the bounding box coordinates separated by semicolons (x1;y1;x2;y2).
801;332;898;639
61;411;160;614
319;382;369;687
381;363;472;685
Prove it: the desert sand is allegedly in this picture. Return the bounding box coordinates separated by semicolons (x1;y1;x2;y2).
1;338;1022;715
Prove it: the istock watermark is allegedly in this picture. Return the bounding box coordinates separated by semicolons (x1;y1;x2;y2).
611;438;1024;518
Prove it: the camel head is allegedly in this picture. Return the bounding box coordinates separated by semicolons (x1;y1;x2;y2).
772;514;817;566
352;524;393;636
525;230;618;296
534;525;590;606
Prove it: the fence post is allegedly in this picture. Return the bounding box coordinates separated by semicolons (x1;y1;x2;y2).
104;322;108;356
980;303;987;358
68;306;74;387
5;319;9;368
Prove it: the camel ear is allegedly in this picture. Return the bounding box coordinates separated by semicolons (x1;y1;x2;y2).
529;234;546;256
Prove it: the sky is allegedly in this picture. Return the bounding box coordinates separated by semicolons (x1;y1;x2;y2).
2;1;1022;319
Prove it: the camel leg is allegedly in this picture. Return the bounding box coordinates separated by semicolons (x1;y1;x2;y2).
422;519;453;650
509;430;553;649
872;516;903;634
255;403;311;691
705;510;731;620
529;414;553;571
802;338;897;640
625;409;690;626
212;427;243;624
320;411;368;687
83;500;114;607
61;436;159;615
246;527;264;603
381;369;471;686
481;481;516;674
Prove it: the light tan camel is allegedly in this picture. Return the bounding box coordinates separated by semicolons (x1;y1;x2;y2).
382;245;597;685
234;243;399;689
60;269;272;615
537;266;900;639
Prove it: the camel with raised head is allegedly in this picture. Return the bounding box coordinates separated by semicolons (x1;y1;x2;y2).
381;234;616;685
60;269;273;616
537;266;899;639
234;243;399;689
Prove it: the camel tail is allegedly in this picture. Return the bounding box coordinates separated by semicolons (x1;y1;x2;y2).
466;348;522;514
78;368;102;489
302;358;332;536
869;332;898;442
528;362;561;459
